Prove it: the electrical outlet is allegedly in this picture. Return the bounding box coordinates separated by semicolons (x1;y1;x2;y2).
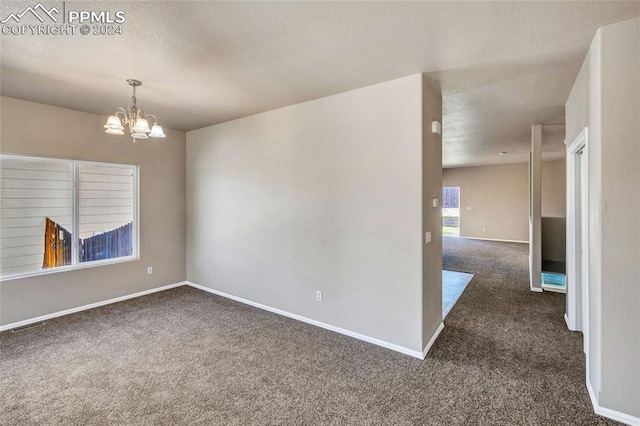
316;291;323;302
147;266;153;275
482;227;486;232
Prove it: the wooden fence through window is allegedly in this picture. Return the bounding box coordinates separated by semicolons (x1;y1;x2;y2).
80;222;133;262
43;218;72;268
43;218;133;268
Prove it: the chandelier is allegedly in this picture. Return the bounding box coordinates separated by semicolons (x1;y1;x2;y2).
104;79;166;142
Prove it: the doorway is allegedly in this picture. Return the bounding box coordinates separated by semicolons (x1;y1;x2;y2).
442;187;460;237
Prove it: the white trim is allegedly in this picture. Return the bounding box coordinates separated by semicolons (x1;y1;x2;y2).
72;163;79;267
565;132;579;332
0;282;186;332
591;31;602;393
587;380;640;426
0;152;138;168
186;281;425;359
422;322;444;358
564;313;570;328
0;255;140;282
454;236;529;244
133;164;141;261
529;287;544;293
529;125;543;292
566;127;590;352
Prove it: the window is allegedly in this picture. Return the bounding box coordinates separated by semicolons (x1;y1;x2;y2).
78;164;135;263
0;154;138;280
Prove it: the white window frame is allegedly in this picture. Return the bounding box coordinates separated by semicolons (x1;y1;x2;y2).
0;154;140;281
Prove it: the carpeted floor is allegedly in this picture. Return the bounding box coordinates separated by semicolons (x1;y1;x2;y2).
0;237;617;425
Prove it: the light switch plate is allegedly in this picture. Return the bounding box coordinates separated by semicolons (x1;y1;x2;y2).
425;231;432;244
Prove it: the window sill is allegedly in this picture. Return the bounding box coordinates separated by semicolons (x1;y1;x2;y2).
0;255;140;282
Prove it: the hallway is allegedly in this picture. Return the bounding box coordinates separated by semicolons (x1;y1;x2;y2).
432;237;614;424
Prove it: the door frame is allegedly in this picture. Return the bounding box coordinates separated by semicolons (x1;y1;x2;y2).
565;127;589;354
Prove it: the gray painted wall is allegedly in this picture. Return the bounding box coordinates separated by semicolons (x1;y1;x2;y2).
542;161;567;262
598;17;640;417
566;27;605;412
542;161;566;217
421;76;443;347
0;97;187;326
187;74;430;353
566;16;640;418
443;163;529;241
443;162;566;243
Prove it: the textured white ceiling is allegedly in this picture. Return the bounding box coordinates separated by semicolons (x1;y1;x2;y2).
1;1;639;166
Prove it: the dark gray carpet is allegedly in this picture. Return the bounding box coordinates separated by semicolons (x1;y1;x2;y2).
1;237;617;425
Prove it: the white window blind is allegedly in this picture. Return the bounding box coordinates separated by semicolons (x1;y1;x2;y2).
0;157;73;277
78;164;134;262
0;154;138;280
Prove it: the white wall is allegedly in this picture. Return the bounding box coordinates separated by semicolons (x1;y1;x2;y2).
566;16;640;420
0;97;187;326
187;74;436;354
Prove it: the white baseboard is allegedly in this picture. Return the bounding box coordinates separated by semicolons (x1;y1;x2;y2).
530;287;544;293
455;236;529;244
587;380;640;425
0;282;187;332
564;313;571;330
186;281;425;360
422;322;445;358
